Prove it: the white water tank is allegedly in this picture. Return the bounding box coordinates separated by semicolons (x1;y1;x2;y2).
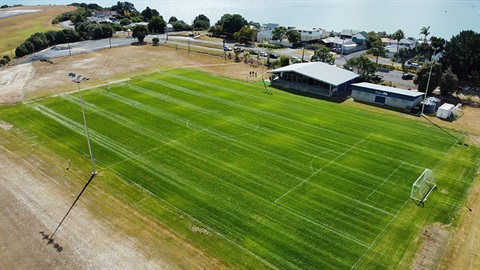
436;103;455;119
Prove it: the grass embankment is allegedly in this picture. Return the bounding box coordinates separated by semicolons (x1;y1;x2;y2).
0;5;75;56
0;69;478;269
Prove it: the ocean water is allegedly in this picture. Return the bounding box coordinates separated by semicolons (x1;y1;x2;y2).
3;0;479;39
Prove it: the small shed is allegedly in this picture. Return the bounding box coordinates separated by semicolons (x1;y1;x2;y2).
436;103;455;119
351;82;424;111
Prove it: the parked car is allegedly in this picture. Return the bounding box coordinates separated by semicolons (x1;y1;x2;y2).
249;49;258;55
269;53;278;59
402;73;414;80
259;52;267;57
223;46;232;51
372;74;384;82
233;44;245;52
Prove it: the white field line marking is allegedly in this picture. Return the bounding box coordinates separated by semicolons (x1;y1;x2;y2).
22;78;132;104
432;139;459;171
275;133;373;203
100;163;278;270
276;201;370;248
314;168;405;211
309;149;336;174
350;199;409;270
366;162;405;200
304;179;395;217
17;112;87;158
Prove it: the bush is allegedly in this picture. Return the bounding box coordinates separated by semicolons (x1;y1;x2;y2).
257;43;283;49
152;37;159;45
0;55;11;66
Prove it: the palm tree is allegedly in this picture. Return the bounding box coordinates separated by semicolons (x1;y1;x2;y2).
367;39;387;64
392;29;405;54
420;26;430;42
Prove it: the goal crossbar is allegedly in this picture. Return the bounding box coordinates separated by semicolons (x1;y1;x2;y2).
411;169;437;207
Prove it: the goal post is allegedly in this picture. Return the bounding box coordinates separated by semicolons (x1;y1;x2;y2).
411;169;437;207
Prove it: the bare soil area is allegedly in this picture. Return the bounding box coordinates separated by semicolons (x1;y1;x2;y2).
411;224;451;270
1;39;479;269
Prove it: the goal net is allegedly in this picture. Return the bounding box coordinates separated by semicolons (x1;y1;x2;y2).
411;169;436;207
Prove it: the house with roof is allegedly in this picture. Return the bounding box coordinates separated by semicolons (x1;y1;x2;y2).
293;27;325;42
339;29;368;44
268;62;359;97
256;23;279;43
322;37;357;54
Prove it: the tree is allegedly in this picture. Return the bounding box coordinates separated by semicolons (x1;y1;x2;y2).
392;29;404;53
344;55;378;79
413;61;442;94
439;67;459;96
140;6;159;22
420;26;430;42
440;30;480;80
193;14;210;30
249;21;261;30
366;39;387;64
279;55;289;67
168;16;178;23
286;29;301;43
272;26;287;42
215;14;248;37
172;20;191;31
148;16;166;33
233;27;256;44
132;24;148;43
311;46;334;64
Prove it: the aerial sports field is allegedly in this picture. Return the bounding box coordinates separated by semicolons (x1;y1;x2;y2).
1;69;478;269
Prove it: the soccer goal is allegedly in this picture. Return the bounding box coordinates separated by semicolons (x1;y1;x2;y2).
411;169;437;207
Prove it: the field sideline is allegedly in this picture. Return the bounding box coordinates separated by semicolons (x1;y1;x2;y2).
1;69;478;269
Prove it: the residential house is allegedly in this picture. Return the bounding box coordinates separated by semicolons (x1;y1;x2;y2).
256;23;279;43
322;36;357;54
293;27;325;42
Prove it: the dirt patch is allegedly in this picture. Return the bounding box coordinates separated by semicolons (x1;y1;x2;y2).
438;176;480;270
0;144;165;269
0;63;35;103
411;224;451;270
0;121;13;130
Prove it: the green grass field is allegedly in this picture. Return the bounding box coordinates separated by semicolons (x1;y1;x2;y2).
1;69;478;269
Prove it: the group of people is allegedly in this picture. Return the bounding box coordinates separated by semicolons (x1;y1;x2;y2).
249;71;257;77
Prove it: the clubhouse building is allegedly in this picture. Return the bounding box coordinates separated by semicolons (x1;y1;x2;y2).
351;82;424;111
268;62;359;97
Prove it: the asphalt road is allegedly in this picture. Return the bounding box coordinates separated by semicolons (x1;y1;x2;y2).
21;34;415;89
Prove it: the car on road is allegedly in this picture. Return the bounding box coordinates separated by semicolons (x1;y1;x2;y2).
224;46;232;51
402;73;414;80
233;44;245;52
